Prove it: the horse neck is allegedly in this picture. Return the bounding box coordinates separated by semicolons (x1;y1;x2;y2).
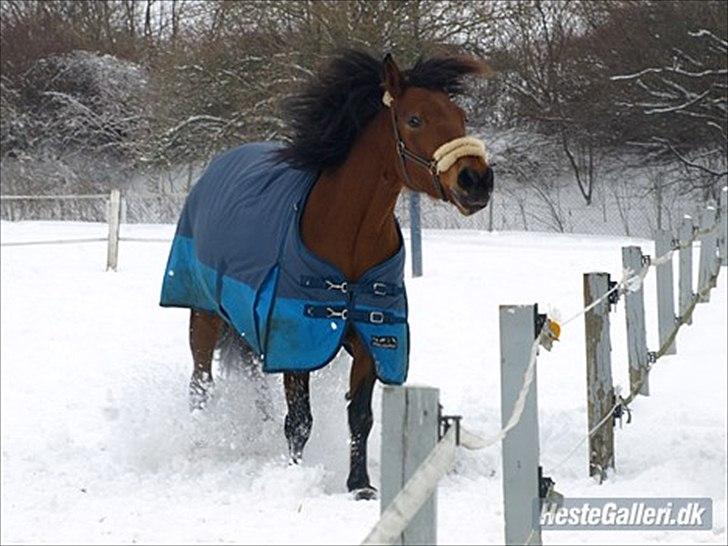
301;112;403;281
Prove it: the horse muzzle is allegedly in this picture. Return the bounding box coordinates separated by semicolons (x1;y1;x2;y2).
453;166;494;215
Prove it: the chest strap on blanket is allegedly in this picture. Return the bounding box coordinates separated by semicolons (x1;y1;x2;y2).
304;305;406;325
300;276;403;296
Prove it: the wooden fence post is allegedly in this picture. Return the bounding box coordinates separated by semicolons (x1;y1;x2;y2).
655;230;677;355
500;304;541;546
583;273;615;481
697;204;717;302
120;195;128;225
106;189;121;271
678;217;694;326
409;192;423;278
622;246;649;397
381;385;439;545
720;187;727;266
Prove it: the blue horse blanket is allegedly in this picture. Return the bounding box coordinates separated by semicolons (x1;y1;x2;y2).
160;142;409;384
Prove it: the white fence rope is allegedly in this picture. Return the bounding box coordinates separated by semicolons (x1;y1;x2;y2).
1;191;176;249
1;236;173;247
0;194;108;200
361;428;457;546
363;209;724;544
548;262;722;473
1;237;108;246
119;237;173;243
361;333;543;545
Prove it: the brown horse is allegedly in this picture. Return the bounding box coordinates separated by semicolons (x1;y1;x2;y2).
185;50;492;499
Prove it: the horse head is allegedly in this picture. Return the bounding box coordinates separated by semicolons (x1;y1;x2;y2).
382;53;493;216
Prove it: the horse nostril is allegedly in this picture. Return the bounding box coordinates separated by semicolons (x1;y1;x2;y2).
457;168;479;192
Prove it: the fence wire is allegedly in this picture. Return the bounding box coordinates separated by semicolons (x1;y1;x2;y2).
362;211;724;545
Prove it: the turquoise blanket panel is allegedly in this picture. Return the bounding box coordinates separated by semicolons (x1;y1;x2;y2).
160;141;409;384
263;296;347;371
352;308;408;385
219;275;261;354
161;235;219;315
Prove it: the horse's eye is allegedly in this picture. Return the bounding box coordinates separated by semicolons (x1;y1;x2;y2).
407;115;423;128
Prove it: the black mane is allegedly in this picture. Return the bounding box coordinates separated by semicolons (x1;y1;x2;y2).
277;49;484;171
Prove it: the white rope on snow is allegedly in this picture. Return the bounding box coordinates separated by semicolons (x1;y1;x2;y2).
361;334;543;545
1;237;108;247
361;212;724;545
361;428;457;546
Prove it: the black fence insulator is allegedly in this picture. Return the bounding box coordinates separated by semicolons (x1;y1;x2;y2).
534;311;547;340
538;466;555;500
612;394;632;426
641;254;652;267
608;279;620;309
437;404;462;445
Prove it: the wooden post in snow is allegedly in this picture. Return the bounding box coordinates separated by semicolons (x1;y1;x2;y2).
697;204;717;302
583;273;615;480
380;385;439;545
622;246;649;397
106;189;121;271
678;217;694;326
654;230;677;355
719;187;727;266
500;304;541;546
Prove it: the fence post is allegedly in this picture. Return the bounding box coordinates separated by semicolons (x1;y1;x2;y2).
106;189;121;271
720;187;727;266
678;217;694;326
655;229;677;355
697;204;717;302
622;246;649;397
409;192;423;278
500;304;541;546
381;385;439;545
583;273;615;481
120;195;128;225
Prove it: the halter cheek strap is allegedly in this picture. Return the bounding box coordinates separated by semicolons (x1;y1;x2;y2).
383;92;488;203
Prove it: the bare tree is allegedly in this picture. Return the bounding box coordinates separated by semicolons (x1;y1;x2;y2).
611;28;727;192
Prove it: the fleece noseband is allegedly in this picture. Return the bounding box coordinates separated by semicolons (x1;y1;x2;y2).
383;90;488;202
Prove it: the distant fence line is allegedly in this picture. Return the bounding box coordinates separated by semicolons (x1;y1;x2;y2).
1;183;718;238
0;190;175;270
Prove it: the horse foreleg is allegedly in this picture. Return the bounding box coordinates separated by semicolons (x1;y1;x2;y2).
189;309;222;411
283;372;312;464
346;333;377;499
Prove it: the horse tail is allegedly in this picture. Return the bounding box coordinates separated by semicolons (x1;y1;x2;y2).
214;322;260;379
214;322;276;420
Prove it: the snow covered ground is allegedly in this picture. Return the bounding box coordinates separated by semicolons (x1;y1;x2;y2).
1;221;726;545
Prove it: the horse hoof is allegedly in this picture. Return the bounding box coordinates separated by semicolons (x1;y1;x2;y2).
352;486;378;501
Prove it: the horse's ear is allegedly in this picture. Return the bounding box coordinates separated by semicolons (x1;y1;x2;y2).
382;53;404;101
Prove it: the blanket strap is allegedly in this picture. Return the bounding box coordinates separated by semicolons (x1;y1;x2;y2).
304;305;406;325
300;276;403;296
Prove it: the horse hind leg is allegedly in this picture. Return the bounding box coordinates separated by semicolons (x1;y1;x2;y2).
189;309;223;411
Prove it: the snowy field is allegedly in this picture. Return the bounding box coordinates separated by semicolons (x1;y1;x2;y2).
1;220;726;545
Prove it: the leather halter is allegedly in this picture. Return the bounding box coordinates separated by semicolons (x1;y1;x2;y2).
387;104;449;203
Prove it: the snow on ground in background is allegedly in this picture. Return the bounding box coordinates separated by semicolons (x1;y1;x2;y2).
1;221;726;544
